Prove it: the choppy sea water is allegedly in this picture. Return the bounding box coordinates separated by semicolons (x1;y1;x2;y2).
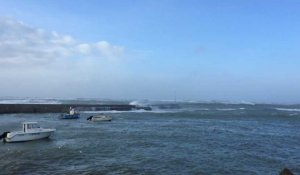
1;102;300;175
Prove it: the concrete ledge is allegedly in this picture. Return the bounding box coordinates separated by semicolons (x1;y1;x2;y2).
0;104;151;114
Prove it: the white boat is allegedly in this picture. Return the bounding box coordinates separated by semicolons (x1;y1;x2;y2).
0;122;56;143
87;115;112;122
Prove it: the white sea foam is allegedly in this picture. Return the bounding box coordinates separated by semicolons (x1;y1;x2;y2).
275;108;300;112
129;100;142;106
198;108;210;111
129;100;151;106
0;98;62;104
216;108;237;111
82;109;177;114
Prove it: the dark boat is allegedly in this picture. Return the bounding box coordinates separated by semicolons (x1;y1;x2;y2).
60;107;80;119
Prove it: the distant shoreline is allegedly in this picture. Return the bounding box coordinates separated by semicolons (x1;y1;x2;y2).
0;104;151;114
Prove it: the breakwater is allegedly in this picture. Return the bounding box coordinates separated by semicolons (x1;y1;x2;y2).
0;104;151;114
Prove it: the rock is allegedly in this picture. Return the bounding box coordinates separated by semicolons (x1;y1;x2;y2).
279;168;294;175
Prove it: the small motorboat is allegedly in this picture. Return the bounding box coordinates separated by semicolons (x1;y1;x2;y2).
60;107;80;119
87;115;112;122
0;122;55;143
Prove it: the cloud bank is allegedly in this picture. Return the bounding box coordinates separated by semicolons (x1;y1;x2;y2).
0;17;124;66
0;17;134;98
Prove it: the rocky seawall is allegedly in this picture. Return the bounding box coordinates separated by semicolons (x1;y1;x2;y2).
0;104;151;114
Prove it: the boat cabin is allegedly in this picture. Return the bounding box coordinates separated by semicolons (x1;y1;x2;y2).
69;107;76;115
23;122;41;132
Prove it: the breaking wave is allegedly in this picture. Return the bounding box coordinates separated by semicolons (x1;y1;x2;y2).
82;109;178;114
275;108;300;112
0;98;62;104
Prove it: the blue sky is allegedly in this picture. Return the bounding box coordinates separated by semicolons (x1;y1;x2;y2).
0;0;300;103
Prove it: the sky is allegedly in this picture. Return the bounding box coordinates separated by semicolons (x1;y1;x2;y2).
0;0;300;103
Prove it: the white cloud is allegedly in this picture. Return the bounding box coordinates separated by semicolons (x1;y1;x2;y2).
77;43;91;54
0;17;124;66
51;31;76;45
0;17;152;99
95;41;124;58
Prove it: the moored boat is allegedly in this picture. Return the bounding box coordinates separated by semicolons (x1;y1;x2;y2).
60;107;80;119
87;115;112;122
0;122;55;143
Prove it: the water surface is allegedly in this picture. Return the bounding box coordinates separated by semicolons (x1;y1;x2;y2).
1;103;300;174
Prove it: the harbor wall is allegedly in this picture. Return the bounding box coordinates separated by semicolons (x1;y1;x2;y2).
0;104;151;114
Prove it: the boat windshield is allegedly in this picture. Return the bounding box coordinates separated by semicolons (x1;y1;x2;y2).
29;123;40;129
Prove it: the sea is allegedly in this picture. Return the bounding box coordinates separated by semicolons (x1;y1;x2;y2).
0;98;300;175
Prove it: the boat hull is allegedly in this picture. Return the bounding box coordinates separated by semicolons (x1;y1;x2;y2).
60;113;80;119
4;130;55;143
91;116;112;122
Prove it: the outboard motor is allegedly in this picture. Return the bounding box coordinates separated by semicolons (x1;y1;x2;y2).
0;132;10;142
87;116;93;121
